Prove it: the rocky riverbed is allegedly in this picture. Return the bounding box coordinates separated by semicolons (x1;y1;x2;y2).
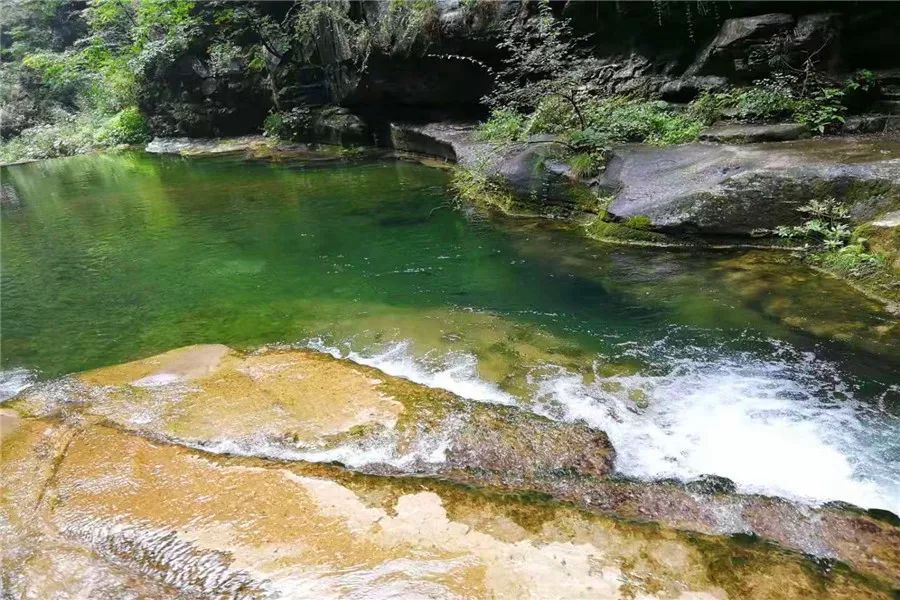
3;344;899;598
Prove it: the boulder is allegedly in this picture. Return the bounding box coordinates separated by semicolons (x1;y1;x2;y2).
493;143;572;201
602;137;900;235
389;122;596;216
686;13;841;82
686;13;795;80
658;75;729;102
306;106;372;146
843;114;900;134
699;122;810;143
388;122;462;161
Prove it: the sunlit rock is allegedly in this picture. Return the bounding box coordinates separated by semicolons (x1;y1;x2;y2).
13;344;616;485
2;414;893;599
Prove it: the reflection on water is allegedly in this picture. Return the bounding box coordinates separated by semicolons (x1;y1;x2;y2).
1;151;899;511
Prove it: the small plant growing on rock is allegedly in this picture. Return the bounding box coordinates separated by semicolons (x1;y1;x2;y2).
795;87;846;134
263;106;311;141
819;242;886;278
567;152;603;178
776;198;892;292
775;198;851;249
475;109;525;142
449;158;516;211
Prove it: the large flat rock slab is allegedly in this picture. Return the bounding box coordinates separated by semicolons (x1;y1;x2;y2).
699;122;809;143
13;344;615;484
6;345;900;589
2;415;894;599
602;137;900;235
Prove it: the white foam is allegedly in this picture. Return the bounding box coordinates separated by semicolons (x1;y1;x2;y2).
0;368;35;402
530;356;900;514
132;373;183;387
189;428;452;471
305;337;900;513
307;339;516;406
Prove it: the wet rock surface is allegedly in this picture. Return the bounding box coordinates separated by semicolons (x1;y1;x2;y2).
13;344;617;485
5;345;900;595
601;136;900;235
2;409;895;599
699;122;810;144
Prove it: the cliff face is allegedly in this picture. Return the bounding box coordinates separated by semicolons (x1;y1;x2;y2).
127;1;900;137
6;1;899;140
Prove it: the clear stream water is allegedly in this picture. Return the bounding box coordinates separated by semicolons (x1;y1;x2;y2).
2;152;899;513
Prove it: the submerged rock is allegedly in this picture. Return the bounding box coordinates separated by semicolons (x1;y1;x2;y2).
715;251;900;344
601;137;900;235
145;135;274;155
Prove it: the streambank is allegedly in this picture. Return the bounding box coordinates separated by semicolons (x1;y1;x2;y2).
137;126;900;319
144;125;900;308
4;344;899;596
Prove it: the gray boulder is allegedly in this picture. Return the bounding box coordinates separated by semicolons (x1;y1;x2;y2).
388;122;464;161
686;13;794;80
389;122;594;216
307;106;372;146
842;115;900;134
659;76;729;102
699;122;810;144
602;137;900;235
686;13;841;82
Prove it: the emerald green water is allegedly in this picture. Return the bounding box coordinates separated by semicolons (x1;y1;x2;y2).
2;151;899;512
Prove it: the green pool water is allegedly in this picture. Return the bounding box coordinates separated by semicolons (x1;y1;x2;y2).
2;151;899;512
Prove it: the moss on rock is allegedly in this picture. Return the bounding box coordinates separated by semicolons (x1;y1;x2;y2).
586;216;672;244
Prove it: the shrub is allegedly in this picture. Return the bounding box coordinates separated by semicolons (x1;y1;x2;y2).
476;109;525;142
263;107;312;140
816;243;886;278
524;96;579;136
795;87;846;133
578;98;702;146
567;152;602;178
0;114;97;162
730;87;797;122
96;107;150;145
485;0;602;127
687;70;861;132
687;91;727;125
